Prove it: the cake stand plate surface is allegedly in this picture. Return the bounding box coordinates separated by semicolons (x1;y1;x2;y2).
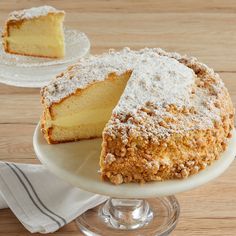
33;124;236;198
0;28;90;88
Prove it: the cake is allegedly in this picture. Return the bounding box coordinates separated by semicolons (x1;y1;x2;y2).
2;6;65;58
41;48;234;184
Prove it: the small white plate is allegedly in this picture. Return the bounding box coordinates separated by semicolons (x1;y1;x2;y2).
0;28;90;88
33;124;236;198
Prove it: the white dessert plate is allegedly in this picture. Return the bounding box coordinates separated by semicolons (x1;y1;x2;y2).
33;123;236;198
0;28;90;88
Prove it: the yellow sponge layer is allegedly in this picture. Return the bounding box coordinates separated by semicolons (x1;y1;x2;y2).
43;72;130;142
5;13;65;58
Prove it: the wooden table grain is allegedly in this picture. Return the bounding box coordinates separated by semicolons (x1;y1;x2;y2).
0;1;235;235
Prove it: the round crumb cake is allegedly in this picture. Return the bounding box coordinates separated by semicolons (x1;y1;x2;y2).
41;48;235;184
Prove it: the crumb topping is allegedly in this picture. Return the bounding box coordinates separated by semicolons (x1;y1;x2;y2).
41;47;227;140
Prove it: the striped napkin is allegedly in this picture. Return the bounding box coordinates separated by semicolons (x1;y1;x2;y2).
0;162;107;233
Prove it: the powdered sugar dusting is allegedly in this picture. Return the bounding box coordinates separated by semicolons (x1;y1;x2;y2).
114;55;195;113
42;48;160;106
107;54;221;140
8;6;64;21
41;47;224;139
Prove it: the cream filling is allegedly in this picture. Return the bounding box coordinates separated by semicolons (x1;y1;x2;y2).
7;36;64;47
49;107;113;127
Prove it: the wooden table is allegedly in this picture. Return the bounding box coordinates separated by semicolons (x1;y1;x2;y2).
0;0;235;235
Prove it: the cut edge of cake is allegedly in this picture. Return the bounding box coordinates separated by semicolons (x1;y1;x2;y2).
41;70;131;143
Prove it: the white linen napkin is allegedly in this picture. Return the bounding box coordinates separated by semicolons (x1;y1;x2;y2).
0;192;7;209
0;162;107;233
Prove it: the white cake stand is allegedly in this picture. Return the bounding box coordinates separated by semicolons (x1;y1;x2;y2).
33;124;236;235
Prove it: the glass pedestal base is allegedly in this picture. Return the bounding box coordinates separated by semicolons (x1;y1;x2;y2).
76;196;180;236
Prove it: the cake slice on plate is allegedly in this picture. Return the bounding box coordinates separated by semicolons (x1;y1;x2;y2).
40;48;234;184
2;6;65;58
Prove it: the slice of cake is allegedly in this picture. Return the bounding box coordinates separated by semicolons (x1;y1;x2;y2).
2;6;65;58
40;48;234;184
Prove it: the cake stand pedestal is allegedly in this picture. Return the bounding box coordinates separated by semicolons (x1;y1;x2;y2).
33;124;236;235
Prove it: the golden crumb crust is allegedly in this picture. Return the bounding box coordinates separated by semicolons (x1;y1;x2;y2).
101;114;234;184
